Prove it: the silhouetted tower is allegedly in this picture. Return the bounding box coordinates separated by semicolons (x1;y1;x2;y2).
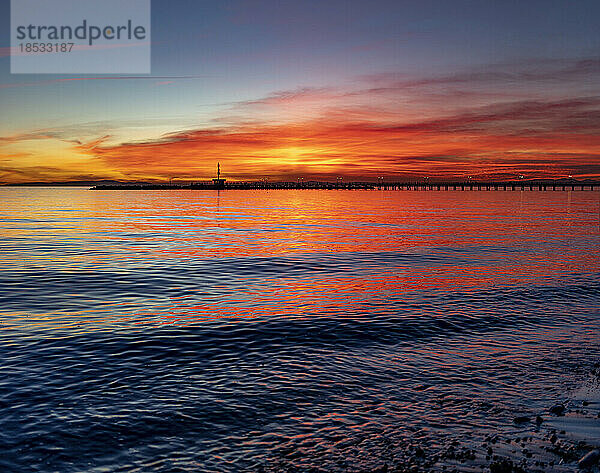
213;162;226;189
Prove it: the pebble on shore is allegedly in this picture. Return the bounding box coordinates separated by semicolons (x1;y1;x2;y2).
513;416;531;424
549;404;566;416
578;449;600;469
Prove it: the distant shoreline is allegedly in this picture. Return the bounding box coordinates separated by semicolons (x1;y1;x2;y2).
3;178;600;189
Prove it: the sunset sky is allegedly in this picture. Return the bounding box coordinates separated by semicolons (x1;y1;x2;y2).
1;0;599;183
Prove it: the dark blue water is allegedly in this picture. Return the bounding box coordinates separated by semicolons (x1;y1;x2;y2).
1;187;599;472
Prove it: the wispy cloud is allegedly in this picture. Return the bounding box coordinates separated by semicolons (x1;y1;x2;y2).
2;58;600;183
0;75;208;89
77;92;600;181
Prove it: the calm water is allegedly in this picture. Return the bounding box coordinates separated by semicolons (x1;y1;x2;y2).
1;187;599;472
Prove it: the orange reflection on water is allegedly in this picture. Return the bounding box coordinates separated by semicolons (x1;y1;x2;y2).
1;187;599;329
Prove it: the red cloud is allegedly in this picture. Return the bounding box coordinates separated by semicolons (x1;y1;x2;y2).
2;58;600;183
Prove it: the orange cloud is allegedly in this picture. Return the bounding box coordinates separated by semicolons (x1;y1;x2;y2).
80;100;600;181
2;59;600;183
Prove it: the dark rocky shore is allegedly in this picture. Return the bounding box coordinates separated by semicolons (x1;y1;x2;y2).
257;364;600;473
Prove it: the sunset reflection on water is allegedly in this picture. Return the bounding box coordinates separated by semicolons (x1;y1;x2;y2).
0;187;599;472
2;187;598;328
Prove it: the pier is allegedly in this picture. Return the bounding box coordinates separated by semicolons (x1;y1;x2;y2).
92;179;600;191
91;163;599;191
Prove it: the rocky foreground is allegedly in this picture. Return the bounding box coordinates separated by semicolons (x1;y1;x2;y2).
259;364;600;473
374;364;600;473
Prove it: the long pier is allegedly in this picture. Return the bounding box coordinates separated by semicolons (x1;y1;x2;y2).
92;179;600;191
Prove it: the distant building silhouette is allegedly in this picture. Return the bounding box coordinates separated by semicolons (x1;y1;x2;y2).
212;162;226;189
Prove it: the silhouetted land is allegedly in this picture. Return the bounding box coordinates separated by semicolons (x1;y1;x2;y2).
3;178;599;190
5;180;145;187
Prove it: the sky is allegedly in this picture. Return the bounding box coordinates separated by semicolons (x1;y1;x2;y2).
1;0;599;183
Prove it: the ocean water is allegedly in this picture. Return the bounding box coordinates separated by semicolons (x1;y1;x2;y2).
0;187;599;472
